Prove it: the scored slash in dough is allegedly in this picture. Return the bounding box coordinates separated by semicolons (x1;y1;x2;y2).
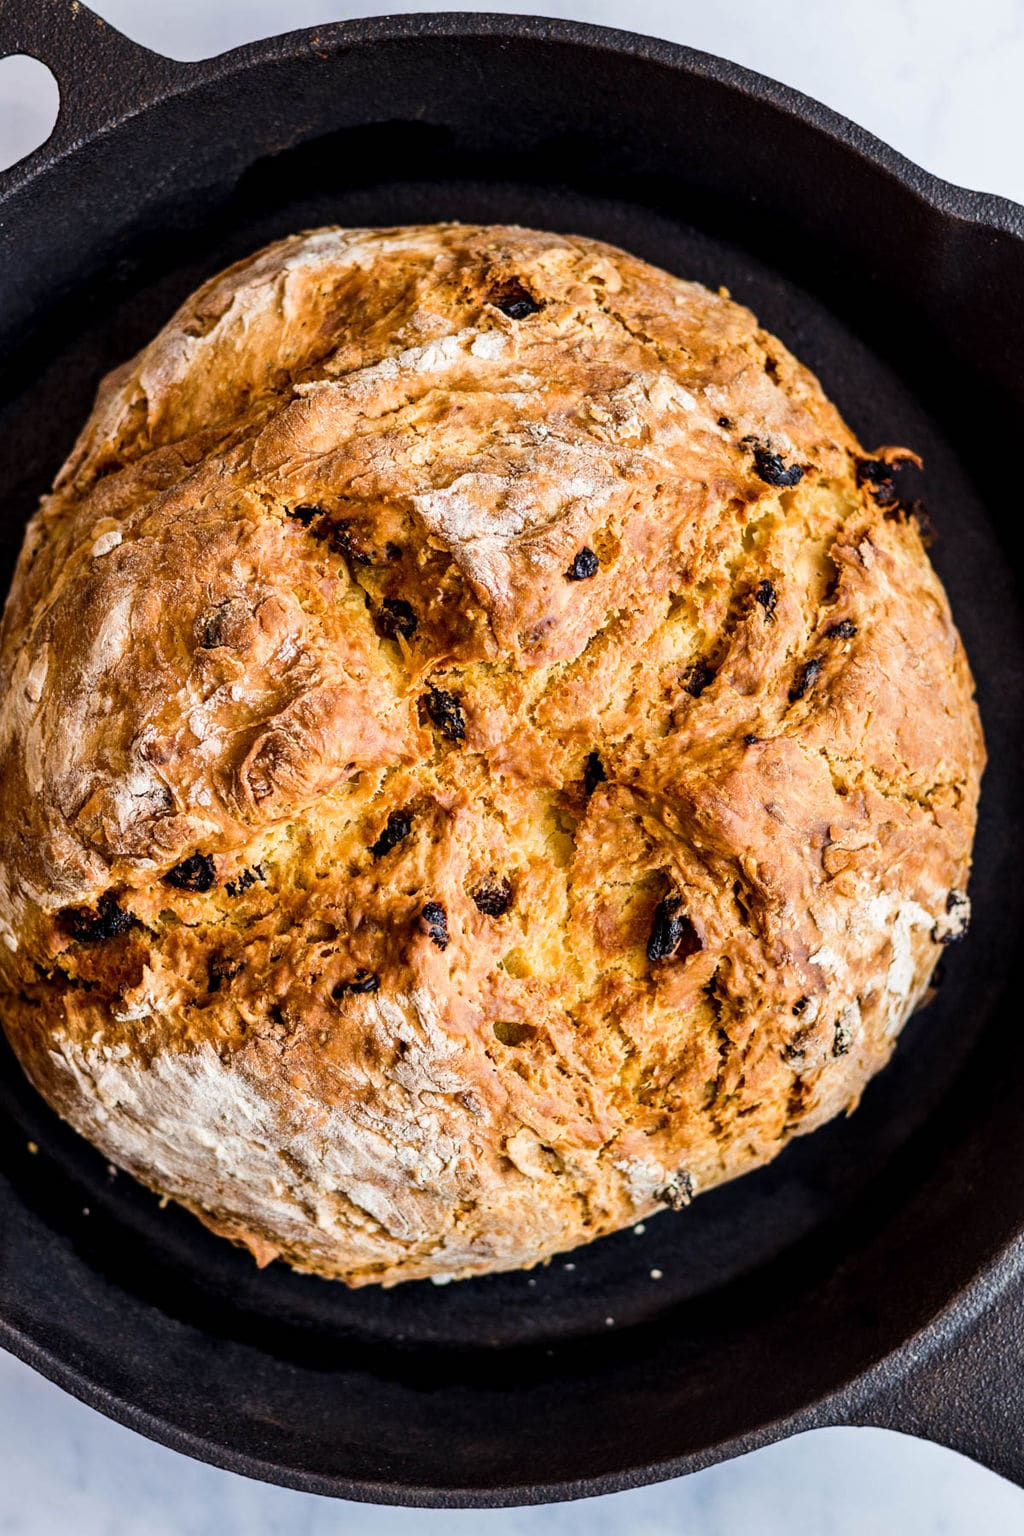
0;224;984;1285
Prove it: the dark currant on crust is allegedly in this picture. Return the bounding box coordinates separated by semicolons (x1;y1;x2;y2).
825;618;857;639
163;853;216;893
647;895;702;964
225;865;266;899
754;578;778;622
370;810;413;859
750;443;805;487
489;281;542;320
683;658;715;698
373;599;418;641
789;656;823;703
422;687;466;742
421;902;449;950
320;519;372;565
855;457;899;508
473;879;513;917
332;972;380;997
61;891;138;944
565;547;599;581
286;503;323;527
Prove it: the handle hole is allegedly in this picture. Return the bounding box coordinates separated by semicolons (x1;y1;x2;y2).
0;54;59;173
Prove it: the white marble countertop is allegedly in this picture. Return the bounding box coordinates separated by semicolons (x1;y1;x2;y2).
2;2;1024;1531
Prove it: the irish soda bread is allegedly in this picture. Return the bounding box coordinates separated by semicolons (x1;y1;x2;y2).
0;224;983;1285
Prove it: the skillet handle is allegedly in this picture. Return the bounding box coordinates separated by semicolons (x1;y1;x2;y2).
852;1248;1024;1487
0;0;184;195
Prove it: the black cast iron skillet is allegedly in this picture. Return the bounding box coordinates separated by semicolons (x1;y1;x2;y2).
1;0;1023;1508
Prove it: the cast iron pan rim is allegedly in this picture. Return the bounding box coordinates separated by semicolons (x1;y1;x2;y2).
2;1232;1021;1507
3;9;1023;249
2;5;1024;1507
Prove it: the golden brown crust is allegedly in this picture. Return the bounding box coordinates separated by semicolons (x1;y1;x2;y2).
0;224;984;1284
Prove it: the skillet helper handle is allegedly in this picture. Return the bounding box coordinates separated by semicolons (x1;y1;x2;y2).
0;0;184;197
854;1251;1024;1487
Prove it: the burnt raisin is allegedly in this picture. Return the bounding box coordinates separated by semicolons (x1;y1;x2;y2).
856;457;899;508
789;656;823;703
163;853;216;893
647;895;702;964
656;1172;695;1211
473;879;513;917
373;598;418;641
489;281;541;320
61;892;137;944
826;618;857;639
207;953;243;993
717;415;732;429
332;972;380;997
565;547;599;581
287;503;323;527
422;687;466;742
422;901;449;950
752;445;804;488
370;810;413;859
754;579;778;622
683;658;715;698
385;542;404;561
792;996;810;1016
743;733;758;746
583;751;606;796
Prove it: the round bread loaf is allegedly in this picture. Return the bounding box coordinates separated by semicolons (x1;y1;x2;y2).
0;224;983;1285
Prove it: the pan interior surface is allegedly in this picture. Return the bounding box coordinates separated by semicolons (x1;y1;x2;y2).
0;24;1022;1502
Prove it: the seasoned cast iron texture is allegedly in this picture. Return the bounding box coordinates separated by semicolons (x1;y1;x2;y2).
0;0;1023;1506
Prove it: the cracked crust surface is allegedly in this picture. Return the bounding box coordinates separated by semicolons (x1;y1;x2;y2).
0;223;984;1285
